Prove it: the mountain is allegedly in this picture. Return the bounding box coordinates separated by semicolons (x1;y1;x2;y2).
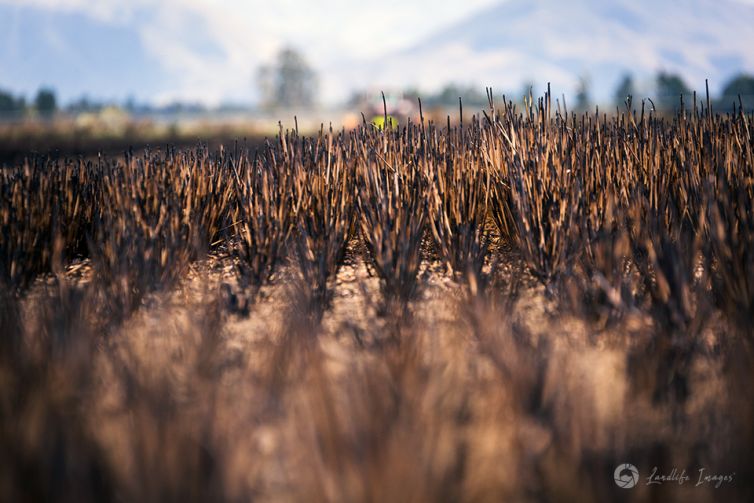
2;0;753;106
333;0;754;103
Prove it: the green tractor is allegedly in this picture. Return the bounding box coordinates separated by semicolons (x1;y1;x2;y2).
370;114;399;130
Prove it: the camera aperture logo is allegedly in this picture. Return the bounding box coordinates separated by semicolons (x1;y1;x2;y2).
614;463;640;489
613;463;736;490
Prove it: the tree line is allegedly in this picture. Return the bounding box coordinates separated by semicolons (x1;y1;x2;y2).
612;71;754;112
3;48;754;118
0;88;56;119
256;47;754;112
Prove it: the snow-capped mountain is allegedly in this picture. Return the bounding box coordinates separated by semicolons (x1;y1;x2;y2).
329;0;754;102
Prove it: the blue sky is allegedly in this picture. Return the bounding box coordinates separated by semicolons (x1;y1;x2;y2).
1;0;753;106
0;0;498;104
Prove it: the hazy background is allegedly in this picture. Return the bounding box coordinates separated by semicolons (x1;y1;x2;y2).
2;0;754;129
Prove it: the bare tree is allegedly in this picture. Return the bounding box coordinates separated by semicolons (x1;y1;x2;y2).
256;47;318;111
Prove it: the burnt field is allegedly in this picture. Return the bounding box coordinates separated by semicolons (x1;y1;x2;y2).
0;129;267;167
1;91;754;502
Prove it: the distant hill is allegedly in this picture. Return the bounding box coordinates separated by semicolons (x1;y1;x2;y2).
335;0;754;103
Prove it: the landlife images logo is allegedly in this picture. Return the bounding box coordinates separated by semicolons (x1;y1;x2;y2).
614;463;640;489
613;463;736;489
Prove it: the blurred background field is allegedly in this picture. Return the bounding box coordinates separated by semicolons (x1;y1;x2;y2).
2;0;754;163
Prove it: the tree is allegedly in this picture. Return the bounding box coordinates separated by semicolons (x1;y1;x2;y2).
613;73;636;109
575;75;591;111
34;87;57;117
0;89;25;117
256;47;318;110
655;71;691;112
719;73;754;111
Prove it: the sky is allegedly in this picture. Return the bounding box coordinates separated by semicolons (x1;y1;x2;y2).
0;0;499;105
1;0;753;107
